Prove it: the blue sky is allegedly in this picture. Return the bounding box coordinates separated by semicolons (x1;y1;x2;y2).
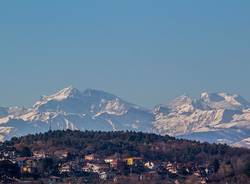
0;1;250;107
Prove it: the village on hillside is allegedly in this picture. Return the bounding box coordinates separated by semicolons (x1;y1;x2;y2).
0;143;214;184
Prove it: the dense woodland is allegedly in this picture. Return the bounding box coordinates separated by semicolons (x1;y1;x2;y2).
1;130;250;183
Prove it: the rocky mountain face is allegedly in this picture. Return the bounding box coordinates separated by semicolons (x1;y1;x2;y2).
0;87;154;141
153;92;250;147
1;87;250;148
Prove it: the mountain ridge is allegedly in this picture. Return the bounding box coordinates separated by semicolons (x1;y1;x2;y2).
1;87;250;148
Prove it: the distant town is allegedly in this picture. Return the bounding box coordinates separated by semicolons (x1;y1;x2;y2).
1;146;209;183
0;130;250;184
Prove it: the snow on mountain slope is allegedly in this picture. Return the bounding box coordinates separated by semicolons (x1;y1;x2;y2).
153;92;250;146
0;87;153;142
0;106;27;125
200;92;250;110
0;126;13;142
177;128;250;145
233;137;250;149
1;89;250;149
0;106;25;117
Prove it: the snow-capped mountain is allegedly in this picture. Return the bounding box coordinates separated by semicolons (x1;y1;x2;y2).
1;88;250;149
0;106;25;117
233;137;250;148
153;92;250;147
200;92;250;110
0;87;153;141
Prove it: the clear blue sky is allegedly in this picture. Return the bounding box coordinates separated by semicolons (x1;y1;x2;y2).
0;0;249;108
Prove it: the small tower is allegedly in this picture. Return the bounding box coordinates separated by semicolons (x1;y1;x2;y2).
48;114;53;132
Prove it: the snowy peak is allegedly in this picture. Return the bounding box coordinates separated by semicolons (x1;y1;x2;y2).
38;87;119;104
170;94;193;108
166;94;199;114
200;92;224;102
33;86;83;109
28;86;145;118
1;87;250;149
153;92;250;136
0;86;154;142
55;86;82;99
164;92;250;113
200;92;250;110
233;137;250;148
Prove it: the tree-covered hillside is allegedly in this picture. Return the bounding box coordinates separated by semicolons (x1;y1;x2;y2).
1;130;250;183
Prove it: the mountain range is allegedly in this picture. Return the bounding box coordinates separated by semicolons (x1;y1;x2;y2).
1;87;250;148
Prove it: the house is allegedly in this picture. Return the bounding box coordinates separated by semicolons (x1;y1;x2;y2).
83;163;98;173
204;165;214;175
54;150;69;159
198;166;209;177
194;170;201;177
84;154;99;161
0;148;16;160
166;162;178;174
33;151;46;159
3;151;15;158
99;171;108;180
16;157;37;174
201;177;207;184
59;163;71;174
104;156;115;164
104;154;121;168
144;161;155;170
83;163;109;174
123;157;143;166
105;159;118;168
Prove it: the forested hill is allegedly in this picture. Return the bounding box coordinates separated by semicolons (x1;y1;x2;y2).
4;130;250;164
2;130;250;183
